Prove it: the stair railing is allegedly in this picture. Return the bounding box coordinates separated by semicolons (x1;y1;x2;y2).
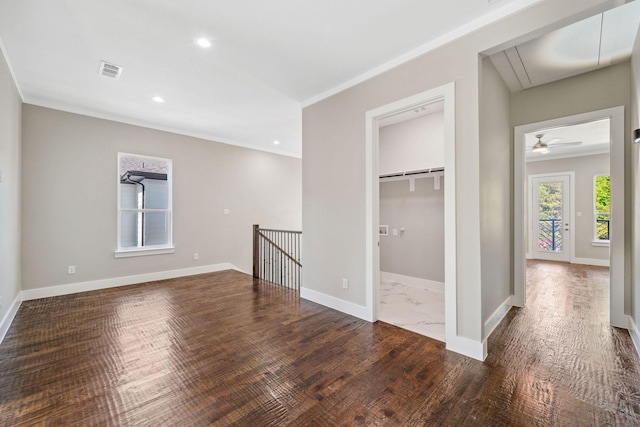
253;224;301;290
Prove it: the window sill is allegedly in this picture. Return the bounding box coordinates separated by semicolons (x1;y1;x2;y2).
591;240;610;247
114;247;175;258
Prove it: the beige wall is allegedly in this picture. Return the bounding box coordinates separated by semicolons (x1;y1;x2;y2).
380;178;444;282
302;0;620;345
479;57;512;331
21;105;301;291
511;62;632;127
631;23;640;336
0;47;21;326
527;154;610;261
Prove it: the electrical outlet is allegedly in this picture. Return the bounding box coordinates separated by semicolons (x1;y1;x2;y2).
342;278;349;289
223;209;230;215
67;265;76;275
194;253;199;260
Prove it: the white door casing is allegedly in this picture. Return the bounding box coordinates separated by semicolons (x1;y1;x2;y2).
513;106;625;329
365;82;486;360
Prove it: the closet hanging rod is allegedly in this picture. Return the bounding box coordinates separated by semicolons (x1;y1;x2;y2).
379;167;444;179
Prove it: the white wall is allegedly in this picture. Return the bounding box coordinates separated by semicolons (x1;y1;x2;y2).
380;178;444;282
630;19;640;346
0;46;21;333
302;0;621;349
479;57;512;334
526;154;610;261
21;105;301;291
379;112;444;175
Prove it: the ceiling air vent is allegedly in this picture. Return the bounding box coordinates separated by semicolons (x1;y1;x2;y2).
99;61;123;79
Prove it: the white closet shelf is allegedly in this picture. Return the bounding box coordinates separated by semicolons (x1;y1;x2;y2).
379;167;444;191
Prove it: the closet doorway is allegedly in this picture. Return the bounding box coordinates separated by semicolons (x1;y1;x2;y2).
376;101;446;342
366;83;463;355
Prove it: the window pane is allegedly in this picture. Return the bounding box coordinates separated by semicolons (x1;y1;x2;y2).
537;182;563;252
144;211;170;246
596;212;610;240
144;180;169;209
120;211;141;248
120;183;139;209
120;211;170;248
594;175;610;241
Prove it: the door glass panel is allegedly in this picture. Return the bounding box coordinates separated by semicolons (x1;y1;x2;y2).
537;182;563;252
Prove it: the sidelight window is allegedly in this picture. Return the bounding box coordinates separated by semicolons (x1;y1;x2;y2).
593;174;610;244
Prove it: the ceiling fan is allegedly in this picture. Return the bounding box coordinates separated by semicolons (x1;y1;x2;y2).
529;134;582;154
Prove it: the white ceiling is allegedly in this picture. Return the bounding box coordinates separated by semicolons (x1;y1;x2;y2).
0;0;541;157
525;118;610;162
490;1;640;92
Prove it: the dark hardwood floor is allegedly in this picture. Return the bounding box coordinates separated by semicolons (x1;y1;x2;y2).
1;262;639;425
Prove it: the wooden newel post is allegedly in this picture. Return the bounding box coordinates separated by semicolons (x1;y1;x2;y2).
253;224;259;279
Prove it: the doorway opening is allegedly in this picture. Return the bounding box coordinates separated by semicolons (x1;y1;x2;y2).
377;100;445;342
514;107;624;327
365;83;482;359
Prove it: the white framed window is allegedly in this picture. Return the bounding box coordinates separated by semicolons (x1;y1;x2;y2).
593;174;610;246
116;153;174;258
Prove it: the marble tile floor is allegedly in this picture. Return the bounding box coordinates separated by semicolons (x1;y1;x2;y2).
379;279;445;342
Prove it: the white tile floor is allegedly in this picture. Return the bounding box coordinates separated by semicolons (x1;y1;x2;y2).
379;279;445;342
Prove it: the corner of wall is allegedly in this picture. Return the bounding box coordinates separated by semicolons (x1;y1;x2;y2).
300;286;371;321
628;315;640;359
446;335;488;362
0;292;23;345
484;296;513;339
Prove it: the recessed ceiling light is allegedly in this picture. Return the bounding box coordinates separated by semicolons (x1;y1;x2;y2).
273;140;280;145
152;96;165;103
195;38;212;48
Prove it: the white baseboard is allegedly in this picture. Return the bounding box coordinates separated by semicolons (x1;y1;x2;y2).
21;263;238;301
380;271;444;292
300;287;371;321
571;257;609;267
0;292;23;345
484;296;513;339
446;334;487;361
629;316;640;359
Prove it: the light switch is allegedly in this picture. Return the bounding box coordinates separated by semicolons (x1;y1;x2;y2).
392;228;398;236
576;212;582;217
223;209;230;215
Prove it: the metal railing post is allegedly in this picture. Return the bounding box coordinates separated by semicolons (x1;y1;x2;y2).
253;224;259;279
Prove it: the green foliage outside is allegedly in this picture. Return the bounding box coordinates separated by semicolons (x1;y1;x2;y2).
595;175;610;240
537;183;562;220
595;175;610;213
537;182;563;251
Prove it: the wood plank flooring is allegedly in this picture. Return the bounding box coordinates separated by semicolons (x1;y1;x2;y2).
1;262;639;425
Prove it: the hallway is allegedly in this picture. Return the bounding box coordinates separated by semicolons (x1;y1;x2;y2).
484;260;640;424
